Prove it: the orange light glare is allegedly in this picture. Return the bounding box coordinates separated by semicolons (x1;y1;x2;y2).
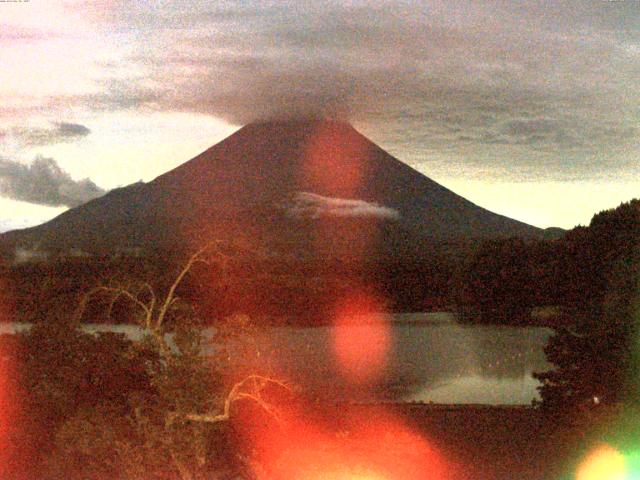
244;407;455;480
576;444;627;480
0;282;18;477
302;121;369;197
0;336;19;477
331;292;391;383
302;469;388;480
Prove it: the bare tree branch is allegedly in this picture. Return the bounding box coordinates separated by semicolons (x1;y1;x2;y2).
155;242;215;331
175;375;290;426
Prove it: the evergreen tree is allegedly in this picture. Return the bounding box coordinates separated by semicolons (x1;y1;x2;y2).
535;200;640;409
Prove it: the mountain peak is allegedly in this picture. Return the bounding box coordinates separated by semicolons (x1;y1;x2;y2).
1;120;543;261
221;117;365;151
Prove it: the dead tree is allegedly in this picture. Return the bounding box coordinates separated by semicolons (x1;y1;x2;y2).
72;242;289;480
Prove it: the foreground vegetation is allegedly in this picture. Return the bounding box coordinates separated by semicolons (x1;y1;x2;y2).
0;199;637;478
0;246;288;479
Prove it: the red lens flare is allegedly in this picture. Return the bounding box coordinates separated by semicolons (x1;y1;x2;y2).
0;279;20;477
239;405;456;480
302;121;370;198
331;291;391;384
0;343;18;477
296;121;381;265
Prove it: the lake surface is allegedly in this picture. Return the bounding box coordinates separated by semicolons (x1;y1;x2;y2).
0;313;552;405
233;313;552;405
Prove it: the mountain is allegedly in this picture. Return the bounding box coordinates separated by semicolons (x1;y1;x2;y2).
0;119;545;264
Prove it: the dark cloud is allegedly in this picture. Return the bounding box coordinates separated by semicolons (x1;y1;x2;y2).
56;122;91;137
81;79;161;112
0;156;105;208
504;119;558;137
12;122;91;146
58;0;639;181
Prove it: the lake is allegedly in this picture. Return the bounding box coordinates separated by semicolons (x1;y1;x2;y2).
0;312;552;405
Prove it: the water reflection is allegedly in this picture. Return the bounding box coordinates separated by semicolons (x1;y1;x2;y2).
0;313;552;405
242;313;552;405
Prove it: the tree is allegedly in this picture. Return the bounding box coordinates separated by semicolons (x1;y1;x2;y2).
535;200;640;410
45;243;288;480
4;316;156;479
457;238;540;323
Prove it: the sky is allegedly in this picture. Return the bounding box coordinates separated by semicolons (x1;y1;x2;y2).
0;0;638;232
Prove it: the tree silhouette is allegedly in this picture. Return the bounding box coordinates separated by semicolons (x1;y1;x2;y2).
6;243;289;480
535;199;640;410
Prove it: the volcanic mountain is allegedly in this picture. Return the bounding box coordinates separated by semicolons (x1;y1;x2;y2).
0;119;544;264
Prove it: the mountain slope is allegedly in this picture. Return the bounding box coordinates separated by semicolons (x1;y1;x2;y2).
0;119;543;262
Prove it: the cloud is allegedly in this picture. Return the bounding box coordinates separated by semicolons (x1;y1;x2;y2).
0;218;30;234
0;25;62;43
87;2;637;121
0;156;106;208
12;122;91;146
13;247;49;264
285;192;400;220
2;0;632;184
60;1;638;181
81;79;161;112
56;122;91;137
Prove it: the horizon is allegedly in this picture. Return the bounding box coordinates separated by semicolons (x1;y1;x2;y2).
0;117;633;235
1;1;638;231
